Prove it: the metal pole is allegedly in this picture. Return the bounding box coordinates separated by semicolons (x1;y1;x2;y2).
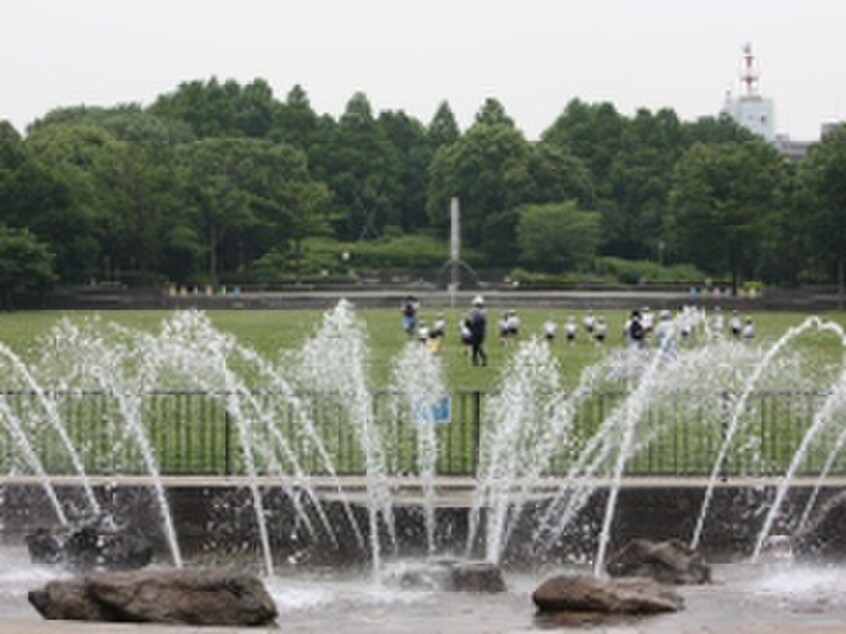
449;197;460;308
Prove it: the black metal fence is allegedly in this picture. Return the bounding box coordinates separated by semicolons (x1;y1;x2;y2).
0;389;841;478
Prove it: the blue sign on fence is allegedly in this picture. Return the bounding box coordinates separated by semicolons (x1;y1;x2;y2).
412;395;452;425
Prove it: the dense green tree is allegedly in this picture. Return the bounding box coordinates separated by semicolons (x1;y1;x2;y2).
14;123;124;281
178;137;320;283
516;201;600;272
797;124;846;305
0;76;835;291
602;108;684;259
270;84;321;150
378;110;433;232
503;143;594;210
151;77;276;138
682;114;754;145
472;144;594;266
426;101;460;151
542;100;625;193
667;140;787;291
0;122;25;219
474;98;515;128
318;92;401;239
0;225;56;308
0;121;25;171
427;121;529;259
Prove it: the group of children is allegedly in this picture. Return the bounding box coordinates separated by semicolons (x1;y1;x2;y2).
402;296;758;361
622;305;757;352
543;312;609;346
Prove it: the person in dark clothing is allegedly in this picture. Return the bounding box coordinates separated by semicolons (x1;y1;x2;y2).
469;296;488;367
401;295;419;338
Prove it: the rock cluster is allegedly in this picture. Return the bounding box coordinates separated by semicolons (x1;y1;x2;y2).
28;568;278;626
533;574;683;622
605;538;711;584
385;559;507;592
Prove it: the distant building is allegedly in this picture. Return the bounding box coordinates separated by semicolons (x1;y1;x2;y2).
773;135;812;162
721;44;776;142
720;44;826;161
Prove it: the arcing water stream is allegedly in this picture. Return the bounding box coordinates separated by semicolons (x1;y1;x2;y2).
0;304;844;577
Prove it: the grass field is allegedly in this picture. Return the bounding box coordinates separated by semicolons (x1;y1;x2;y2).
0;306;844;392
0;305;843;477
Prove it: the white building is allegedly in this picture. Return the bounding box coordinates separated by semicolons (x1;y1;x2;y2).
721;44;776;142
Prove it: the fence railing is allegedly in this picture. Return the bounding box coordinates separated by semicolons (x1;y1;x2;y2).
0;389;840;478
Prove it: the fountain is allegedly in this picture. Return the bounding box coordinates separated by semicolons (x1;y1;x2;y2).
1;303;846;631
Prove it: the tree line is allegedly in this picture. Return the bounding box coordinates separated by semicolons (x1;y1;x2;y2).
0;77;844;299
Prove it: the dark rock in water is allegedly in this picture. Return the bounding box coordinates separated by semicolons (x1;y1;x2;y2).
533;574;683;616
384;560;455;591
794;490;846;562
28;577;120;621
26;515;153;571
450;561;507;592
383;559;506;592
605;538;711;584
28;568;278;626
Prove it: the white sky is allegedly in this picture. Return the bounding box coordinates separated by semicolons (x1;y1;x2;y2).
3;0;845;140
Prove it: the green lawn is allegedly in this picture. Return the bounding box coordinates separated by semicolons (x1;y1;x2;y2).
0;306;843;392
0;306;843;477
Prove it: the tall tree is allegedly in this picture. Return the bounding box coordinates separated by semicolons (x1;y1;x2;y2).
271;84;320;150
474;98;515;128
542;99;624;194
797;124;846;306
378;110;432;232
667;140;786;292
516;201;600;273
318;92;401;239
15;123;123;282
179;138;320;283
601;108;684;259
427;101;460;151
151;77;276;138
427;121;529;259
0;225;56;309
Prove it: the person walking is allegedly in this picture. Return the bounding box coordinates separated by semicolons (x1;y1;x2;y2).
469;296;488;367
401;295;419;338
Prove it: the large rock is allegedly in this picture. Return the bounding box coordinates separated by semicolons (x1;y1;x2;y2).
28;568;278;626
605;538;711;584
533;574;683;616
26;515;153;571
793;490;846;562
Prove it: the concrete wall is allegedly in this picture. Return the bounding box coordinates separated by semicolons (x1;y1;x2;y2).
1;483;833;565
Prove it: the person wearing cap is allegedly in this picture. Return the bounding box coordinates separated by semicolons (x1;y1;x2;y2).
469;296;488;366
624;309;645;349
401;295;419;338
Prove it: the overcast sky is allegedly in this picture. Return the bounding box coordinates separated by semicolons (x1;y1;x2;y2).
4;0;845;140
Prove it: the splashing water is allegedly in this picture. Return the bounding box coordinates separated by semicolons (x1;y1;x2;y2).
289;300;395;570
390;342;447;556
691;316;845;550
0;304;843;579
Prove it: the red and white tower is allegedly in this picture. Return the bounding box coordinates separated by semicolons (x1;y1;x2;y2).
721;43;775;142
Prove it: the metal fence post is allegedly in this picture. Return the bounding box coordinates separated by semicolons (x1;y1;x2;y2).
224;409;232;476
471;390;482;474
